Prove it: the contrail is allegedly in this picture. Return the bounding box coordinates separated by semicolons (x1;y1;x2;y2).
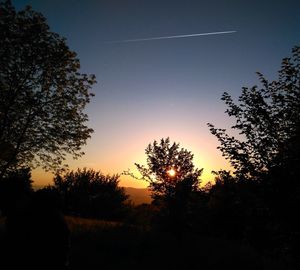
106;30;236;44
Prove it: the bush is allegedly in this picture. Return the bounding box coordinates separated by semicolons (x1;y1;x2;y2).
53;168;128;220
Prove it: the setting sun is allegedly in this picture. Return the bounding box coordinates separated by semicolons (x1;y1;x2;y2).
167;168;176;177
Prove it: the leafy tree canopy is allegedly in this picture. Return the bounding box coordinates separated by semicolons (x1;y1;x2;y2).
53;168;128;219
132;138;203;200
0;1;96;177
208;46;300;179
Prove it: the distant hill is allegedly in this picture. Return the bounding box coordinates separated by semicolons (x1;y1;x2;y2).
124;187;152;205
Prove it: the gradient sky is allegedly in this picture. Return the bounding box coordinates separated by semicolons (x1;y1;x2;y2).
13;0;300;188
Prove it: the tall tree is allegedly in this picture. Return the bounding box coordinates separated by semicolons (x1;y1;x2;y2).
133;138;202;201
208;47;300;258
132;138;203;232
208;46;300;180
0;1;96;177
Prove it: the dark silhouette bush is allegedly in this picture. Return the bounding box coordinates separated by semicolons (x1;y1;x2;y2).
53;168;129;220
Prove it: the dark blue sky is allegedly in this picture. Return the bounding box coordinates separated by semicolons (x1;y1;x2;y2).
13;0;300;186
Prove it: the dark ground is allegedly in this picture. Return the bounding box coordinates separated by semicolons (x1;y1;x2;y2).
0;216;294;270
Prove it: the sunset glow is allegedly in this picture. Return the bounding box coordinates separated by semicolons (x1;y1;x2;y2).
15;0;299;190
167;168;176;177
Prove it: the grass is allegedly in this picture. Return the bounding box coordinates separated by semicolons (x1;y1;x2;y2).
67;216;264;270
65;215;122;232
0;215;293;269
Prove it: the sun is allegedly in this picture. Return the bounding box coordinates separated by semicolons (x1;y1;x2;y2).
167;168;176;177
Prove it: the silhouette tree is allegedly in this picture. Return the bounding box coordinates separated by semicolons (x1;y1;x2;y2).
0;1;96;177
208;46;300;260
134;138;202;200
132;138;203;232
208;46;300;180
53;168;128;220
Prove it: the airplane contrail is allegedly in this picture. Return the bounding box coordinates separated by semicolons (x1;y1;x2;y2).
106;30;236;44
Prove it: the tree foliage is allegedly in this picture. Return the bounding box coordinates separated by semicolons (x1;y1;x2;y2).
208;46;300;179
132;138;203;232
134;138;202;200
53;168;128;220
0;1;96;176
207;46;300;259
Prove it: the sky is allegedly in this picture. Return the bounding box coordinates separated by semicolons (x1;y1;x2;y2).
13;0;300;188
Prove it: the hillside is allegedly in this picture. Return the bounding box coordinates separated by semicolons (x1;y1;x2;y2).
124;187;152;205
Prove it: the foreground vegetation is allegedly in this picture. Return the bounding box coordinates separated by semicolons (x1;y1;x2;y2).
0;215;290;270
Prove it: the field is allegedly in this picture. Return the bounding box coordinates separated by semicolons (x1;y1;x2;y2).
0;216;291;269
65;217;283;270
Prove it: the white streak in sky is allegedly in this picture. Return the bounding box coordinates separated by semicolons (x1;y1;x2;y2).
106;30;237;44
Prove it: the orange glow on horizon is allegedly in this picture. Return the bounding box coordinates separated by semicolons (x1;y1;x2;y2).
31;124;231;189
32;145;231;189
